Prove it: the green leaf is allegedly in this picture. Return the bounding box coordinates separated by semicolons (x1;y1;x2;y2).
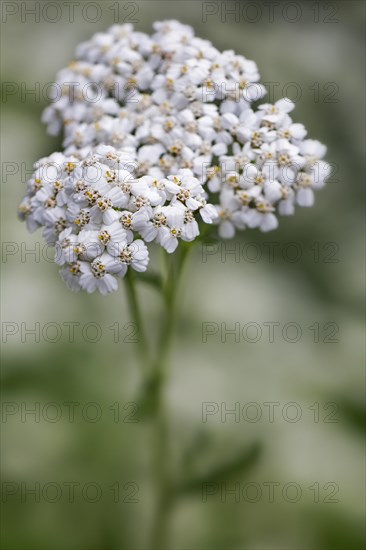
176;440;262;495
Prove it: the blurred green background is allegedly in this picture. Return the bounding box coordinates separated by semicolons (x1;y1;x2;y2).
1;1;365;549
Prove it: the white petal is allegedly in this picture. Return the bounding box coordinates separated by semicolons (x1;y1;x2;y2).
260;213;278;232
297;188;314;207
98;274;119;295
219;220;235;239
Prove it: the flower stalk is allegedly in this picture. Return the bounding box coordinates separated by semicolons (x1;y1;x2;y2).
124;245;193;548
124;269;150;372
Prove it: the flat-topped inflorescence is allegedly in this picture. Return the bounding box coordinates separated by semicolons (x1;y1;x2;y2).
20;20;331;293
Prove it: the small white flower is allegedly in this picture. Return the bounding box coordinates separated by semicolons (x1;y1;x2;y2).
165;170;204;210
133;206;166;243
109;239;149;276
79;253;119;295
244;199;278;232
214;188;243;238
182;208;200;241
198;198;217;224
60;262;83;292
159;206;185;253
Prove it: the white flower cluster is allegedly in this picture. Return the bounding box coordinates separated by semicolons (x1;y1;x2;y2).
20;20;331;293
19;145;217;294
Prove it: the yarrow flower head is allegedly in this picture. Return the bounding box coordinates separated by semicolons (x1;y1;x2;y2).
20;20;331;294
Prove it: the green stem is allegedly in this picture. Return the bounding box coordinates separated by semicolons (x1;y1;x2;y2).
124;269;149;373
148;245;193;549
152;245;191;387
125;245;195;549
149;395;172;550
